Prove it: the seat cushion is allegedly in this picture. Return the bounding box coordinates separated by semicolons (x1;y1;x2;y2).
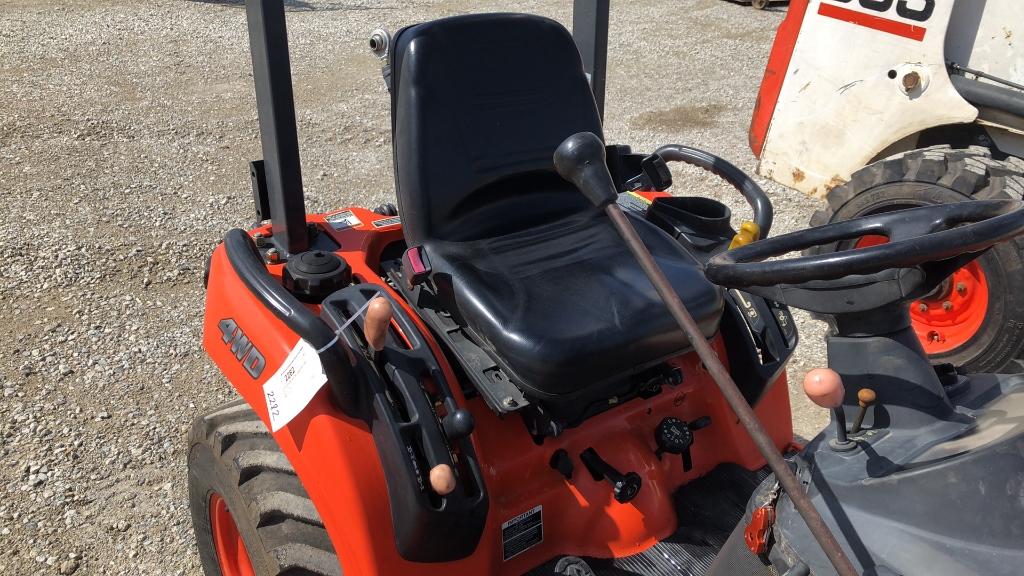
425;211;724;400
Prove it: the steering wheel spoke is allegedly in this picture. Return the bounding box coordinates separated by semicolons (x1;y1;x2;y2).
705;199;1024;317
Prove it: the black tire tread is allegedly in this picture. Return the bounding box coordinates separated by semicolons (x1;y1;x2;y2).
190;400;341;576
808;145;1024;371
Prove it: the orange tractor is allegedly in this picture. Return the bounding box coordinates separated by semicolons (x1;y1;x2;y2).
187;2;1024;575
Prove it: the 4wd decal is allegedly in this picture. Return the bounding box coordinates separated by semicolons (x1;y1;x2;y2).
821;0;932;41
218;318;266;379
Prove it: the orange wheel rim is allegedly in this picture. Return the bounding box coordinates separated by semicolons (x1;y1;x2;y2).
210;493;256;576
855;235;989;354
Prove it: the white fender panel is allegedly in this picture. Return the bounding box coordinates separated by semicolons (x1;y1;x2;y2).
758;0;977;196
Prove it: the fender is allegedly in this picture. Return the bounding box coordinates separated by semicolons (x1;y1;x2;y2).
203;231;502;576
752;0;977;196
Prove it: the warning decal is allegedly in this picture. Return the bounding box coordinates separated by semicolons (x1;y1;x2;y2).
372;215;402;229
617;191;652;215
325;210;362;230
501;505;543;561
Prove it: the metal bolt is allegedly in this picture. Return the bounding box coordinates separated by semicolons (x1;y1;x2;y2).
942;301;953;311
501;397;518;409
918;303;928;313
956;282;967;295
266;248;281;264
928;331;942;342
253;232;267;248
902;71;921;92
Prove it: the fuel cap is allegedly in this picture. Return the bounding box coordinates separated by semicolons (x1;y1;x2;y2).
283;250;351;300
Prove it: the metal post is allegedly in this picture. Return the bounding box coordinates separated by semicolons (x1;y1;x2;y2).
245;0;309;254
572;0;610;120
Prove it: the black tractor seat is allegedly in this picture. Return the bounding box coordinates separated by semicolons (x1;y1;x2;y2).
388;13;724;413
422;210;723;401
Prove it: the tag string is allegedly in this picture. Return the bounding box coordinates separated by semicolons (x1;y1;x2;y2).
315;297;377;354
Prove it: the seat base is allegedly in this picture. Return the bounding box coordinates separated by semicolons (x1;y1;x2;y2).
393;211;723;425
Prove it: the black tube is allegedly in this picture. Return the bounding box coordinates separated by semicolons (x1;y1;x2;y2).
950;75;1024;120
654;144;774;238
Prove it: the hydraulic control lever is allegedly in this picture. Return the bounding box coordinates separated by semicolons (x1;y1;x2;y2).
580;448;642;504
554;132;859;576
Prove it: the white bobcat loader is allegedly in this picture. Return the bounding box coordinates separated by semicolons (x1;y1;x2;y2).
752;0;1024;372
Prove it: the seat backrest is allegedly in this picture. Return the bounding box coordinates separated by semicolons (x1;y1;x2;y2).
390;13;604;244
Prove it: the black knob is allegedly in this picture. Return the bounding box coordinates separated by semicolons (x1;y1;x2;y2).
655;416;711;473
549;449;574;480
579;448;642;504
655;417;693;458
441;409;475;441
552;132;618;209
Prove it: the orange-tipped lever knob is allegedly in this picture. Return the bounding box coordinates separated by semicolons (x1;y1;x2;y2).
364;297;394;353
803;368;855;451
429;464;456;496
851;388;877;434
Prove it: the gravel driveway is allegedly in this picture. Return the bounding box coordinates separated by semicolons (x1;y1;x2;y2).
0;0;826;574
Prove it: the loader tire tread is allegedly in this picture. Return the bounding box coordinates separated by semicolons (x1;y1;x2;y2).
807;146;1024;373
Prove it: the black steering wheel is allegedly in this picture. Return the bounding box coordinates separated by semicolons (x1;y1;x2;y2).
706;200;1024;289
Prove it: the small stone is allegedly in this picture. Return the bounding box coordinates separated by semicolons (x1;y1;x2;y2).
59;559;80;575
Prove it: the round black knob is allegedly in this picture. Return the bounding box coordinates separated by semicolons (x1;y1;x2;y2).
655;417;693;456
442;409;475;441
282;250;352;300
552;132;618;209
612;472;642;504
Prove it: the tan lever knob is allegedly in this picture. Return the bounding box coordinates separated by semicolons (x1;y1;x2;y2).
803;368;845;409
364;297;394;353
850;388;876;434
429;464;456;496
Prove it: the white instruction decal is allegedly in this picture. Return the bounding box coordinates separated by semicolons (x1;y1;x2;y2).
262;339;327;432
501;505;543;561
325;210;362;230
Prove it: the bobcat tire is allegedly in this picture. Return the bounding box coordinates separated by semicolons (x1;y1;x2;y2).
807;145;1024;373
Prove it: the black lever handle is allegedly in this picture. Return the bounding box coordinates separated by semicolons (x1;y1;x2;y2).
580;448;642;504
552;132;618;209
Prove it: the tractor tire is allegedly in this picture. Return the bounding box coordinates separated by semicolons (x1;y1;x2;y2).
188;399;341;576
807;145;1024;373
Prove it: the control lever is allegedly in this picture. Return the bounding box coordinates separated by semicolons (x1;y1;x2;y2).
803;368;856;452
851;388;876;434
579;448;642;504
364;296;457;496
655;416;711;472
553;132;857;576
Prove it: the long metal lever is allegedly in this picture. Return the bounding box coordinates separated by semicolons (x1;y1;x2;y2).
553;132;859;576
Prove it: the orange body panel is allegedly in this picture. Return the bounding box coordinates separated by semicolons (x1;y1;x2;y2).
203;207;794;575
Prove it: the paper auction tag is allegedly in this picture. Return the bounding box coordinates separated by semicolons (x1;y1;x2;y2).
262;339;327;432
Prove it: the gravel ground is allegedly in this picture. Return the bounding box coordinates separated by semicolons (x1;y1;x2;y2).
0;0;826;574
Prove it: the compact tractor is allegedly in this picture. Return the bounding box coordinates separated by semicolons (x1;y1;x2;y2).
752;0;1024;374
188;1;1024;575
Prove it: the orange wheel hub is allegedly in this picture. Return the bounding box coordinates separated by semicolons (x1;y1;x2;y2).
210;493;256;576
855;235;989;354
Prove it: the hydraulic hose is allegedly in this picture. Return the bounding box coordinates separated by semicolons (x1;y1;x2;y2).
654;144;774;238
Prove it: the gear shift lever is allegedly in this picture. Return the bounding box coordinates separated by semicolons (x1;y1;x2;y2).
552;132;858;576
803;368;856;452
